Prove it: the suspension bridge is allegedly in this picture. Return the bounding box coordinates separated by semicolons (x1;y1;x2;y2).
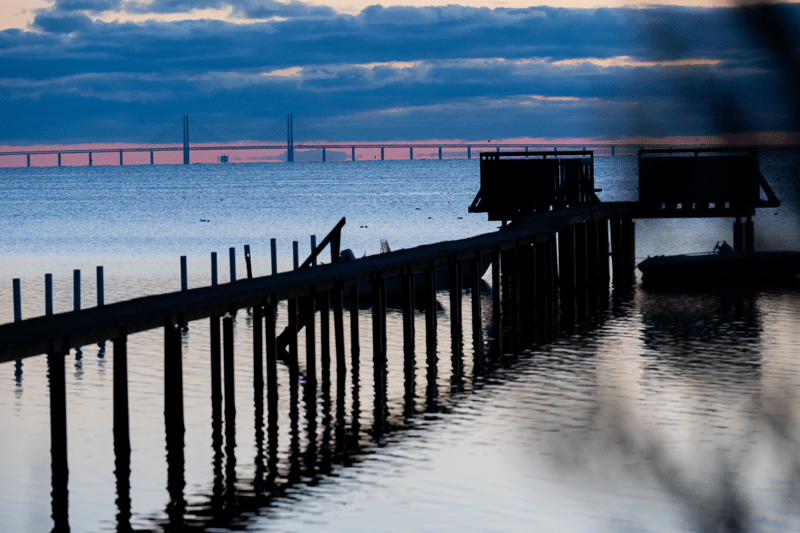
3;114;649;167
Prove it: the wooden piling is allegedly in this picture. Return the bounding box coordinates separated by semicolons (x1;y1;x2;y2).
621;216;635;278
574;222;588;293
13;279;21;322
449;256;463;381
597;219;610;289
48;338;69;529
45;274;53;316
319;289;331;389
305;292;317;405
371;274;387;437
211;252;218;286
223;315;235;444
97;266;104;307
425;263;437;345
113;329;132;531
548;233;558;295
491;246;501;347
559;226;576;294
245;244;253;279
73;269;81;311
610;216;623;285
181;256;188;291
253;304;263;394
745;216;754;252
586;219;599;291
270;239;278;275
470;252;484;372
402;266;415;368
332;285;346;377
734;217;744;252
229;248;237;282
210;316;222;424
265;296;278;419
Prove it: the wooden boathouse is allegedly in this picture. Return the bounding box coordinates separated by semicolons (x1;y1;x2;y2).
0;146;781;530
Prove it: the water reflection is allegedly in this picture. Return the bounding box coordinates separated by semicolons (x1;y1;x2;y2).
638;284;763;386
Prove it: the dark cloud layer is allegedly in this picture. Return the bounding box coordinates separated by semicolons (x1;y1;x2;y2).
1;3;798;144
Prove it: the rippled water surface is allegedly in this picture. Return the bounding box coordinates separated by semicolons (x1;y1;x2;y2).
2;154;800;532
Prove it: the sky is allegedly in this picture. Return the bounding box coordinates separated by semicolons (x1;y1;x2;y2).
1;0;800;146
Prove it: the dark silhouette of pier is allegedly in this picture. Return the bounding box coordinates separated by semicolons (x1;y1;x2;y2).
0;147;783;531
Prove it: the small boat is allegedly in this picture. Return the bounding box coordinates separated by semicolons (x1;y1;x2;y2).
340;242;491;298
637;241;800;283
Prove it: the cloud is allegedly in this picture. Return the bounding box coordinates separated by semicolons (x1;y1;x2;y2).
2;3;799;144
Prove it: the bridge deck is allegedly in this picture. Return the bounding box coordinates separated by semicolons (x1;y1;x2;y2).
0;202;635;363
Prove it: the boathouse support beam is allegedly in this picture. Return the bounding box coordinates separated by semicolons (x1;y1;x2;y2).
402;267;415;375
113;330;131;531
598;219;610;289
210;317;222;424
586;219;599;291
319;290;331;390
745;216;754;253
621;216;635;278
559;226;576;294
574;223;588;293
610;216;623;285
449;256;463;366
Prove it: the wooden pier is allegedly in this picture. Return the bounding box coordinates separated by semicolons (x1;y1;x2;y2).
0;146;781;530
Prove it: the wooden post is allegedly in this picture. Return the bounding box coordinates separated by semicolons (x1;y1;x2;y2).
548;233;558;295
733;217;744;252
45;274;53;316
402;266;415;371
586;219;599;291
253;304;263;396
210;316;222;424
164;318;185;526
449;256;463;381
492;246;501;350
244;244;253;279
575;222;588;293
621;216;635;278
223;315;235;446
597;219;610;289
288;297;299;408
73;269;81;311
745;216;754;252
610;216;623;285
332;285;346;380
293;241;299;270
211;252;218;286
471;252;483;372
319;290;331;390
12;278;21;322
97;266;104;306
48;338;69;529
310;236;318;266
265;296;278;420
402;266;415;415
349;283;360;447
372;274;386;437
305;292;317;411
229;248;237;282
425;263;437;346
113;329;131;531
559;226;576;294
180;256;188;291
270;238;278;275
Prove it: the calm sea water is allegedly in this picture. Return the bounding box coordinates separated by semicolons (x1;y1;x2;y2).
2;154;800;532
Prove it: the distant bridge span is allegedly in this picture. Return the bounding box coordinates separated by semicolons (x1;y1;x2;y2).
0;114;692;167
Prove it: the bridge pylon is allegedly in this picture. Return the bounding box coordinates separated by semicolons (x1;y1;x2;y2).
182;115;190;164
287;114;294;163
